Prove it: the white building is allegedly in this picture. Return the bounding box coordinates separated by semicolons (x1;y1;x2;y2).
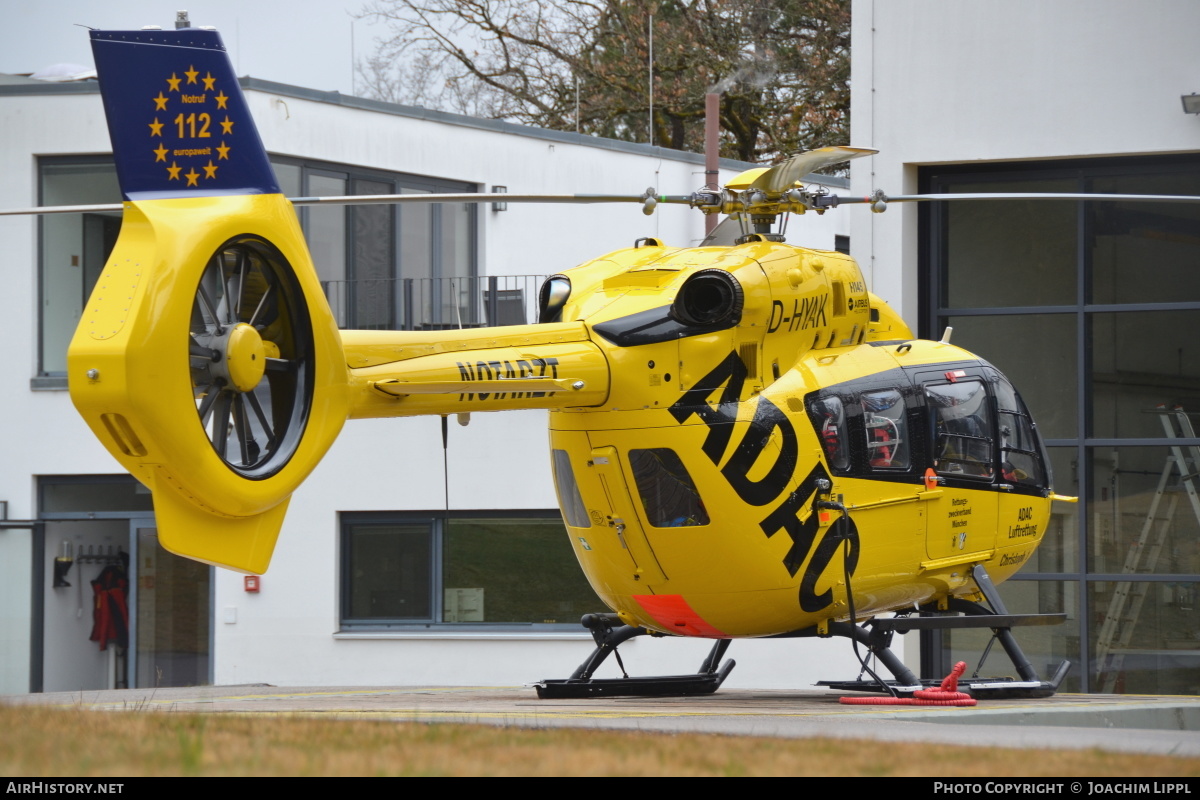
851;0;1200;693
0;66;859;693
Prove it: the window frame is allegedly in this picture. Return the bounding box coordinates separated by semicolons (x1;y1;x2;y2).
338;509;599;632
269;154;479;331
36;155;121;380
919;153;1200;692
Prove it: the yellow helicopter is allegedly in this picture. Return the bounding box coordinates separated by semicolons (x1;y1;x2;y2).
28;24;1200;699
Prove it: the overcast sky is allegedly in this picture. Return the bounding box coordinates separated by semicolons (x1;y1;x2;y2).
0;1;386;95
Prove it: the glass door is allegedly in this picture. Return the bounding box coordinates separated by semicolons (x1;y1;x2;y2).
0;522;40;693
133;526;211;687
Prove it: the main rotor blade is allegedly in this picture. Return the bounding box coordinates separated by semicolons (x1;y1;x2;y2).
750;146;878;194
10;188;1200;217
288;193;656;207
0;203;125;216
835;192;1200;206
0;193;676;216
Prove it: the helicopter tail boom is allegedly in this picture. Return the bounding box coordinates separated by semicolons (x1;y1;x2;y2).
339;323;611;418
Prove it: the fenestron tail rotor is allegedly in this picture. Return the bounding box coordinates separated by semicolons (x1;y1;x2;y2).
189;237;314;478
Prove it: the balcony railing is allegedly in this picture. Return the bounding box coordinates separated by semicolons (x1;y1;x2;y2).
319;275;547;331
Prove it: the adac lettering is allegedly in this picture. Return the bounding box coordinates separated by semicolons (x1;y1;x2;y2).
456;357;559;401
767;295;828;334
669;352;857;611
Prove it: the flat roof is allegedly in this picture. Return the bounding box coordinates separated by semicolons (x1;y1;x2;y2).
0;74;849;189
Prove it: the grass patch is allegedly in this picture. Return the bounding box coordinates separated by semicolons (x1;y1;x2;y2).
1;704;1198;777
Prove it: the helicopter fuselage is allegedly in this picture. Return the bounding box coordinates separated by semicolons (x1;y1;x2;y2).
340;237;1054;638
68;190;1053;638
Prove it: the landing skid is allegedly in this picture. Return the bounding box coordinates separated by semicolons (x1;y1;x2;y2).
816;564;1072;700
534;613;736;699
535;566;1071;701
819;659;1072;700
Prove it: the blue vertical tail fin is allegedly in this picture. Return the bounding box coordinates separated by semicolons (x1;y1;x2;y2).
89;27;279;201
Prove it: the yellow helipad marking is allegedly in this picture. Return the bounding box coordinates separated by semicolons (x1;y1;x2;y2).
66;686;511;709
140;709;832;721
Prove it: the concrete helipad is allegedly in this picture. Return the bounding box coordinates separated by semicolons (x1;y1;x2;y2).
6;684;1200;756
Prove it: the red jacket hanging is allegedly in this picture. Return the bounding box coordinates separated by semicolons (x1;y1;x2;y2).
90;565;129;651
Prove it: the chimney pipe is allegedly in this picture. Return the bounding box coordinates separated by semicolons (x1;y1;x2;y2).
704;92;719;235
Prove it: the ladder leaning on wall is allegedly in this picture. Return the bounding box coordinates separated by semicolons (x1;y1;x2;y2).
1094;405;1200;693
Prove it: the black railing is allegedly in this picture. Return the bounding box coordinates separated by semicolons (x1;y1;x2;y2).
319;275;547;331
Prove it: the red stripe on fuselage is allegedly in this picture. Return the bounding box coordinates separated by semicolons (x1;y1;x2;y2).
632;594;727;637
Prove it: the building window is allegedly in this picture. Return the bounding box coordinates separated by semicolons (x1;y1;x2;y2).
340;511;602;628
38;157;121;376
922;154;1200;693
270;156;487;331
35;154;516;378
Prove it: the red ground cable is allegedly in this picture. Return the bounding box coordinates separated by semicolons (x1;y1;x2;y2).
838;661;977;706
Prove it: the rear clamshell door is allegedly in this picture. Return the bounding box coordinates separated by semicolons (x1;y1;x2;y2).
548;431;645;601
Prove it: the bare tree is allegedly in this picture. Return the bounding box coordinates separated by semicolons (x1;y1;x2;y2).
358;0;849;163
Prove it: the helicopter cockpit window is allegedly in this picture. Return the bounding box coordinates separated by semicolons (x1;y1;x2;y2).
628;448;710;528
926;380;995;479
809;396;851;472
861;390;910;470
551;449;591;528
994;380;1046;487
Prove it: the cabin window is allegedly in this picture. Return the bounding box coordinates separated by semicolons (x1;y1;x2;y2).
809;396;851;471
628;448;709;527
551;449;590;528
861;390;910;470
340;511;601;628
993;380;1046;487
926;380;995;478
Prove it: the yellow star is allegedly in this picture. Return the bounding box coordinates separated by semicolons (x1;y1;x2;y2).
153;144;169;162
167;162;182;180
185;65;199;84
214;91;229;109
148;118;163;136
166;72;181;92
220;116;234;134
153;92;168;111
216;141;231;160
203;160;218;179
185;168;200;187
202;71;216;90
